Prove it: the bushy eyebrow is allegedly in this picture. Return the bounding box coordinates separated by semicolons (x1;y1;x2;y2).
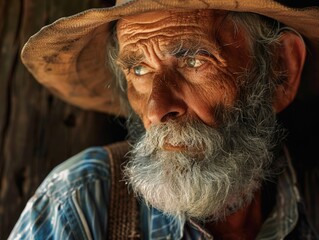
167;40;222;62
116;40;222;69
116;52;145;69
171;47;216;59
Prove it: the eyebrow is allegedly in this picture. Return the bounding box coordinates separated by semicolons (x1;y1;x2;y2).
116;52;145;69
116;39;222;69
167;40;222;62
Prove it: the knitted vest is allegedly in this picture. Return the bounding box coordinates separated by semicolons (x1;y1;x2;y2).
104;141;140;239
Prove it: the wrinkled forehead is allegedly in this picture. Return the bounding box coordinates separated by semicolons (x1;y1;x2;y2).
116;9;228;50
117;9;219;27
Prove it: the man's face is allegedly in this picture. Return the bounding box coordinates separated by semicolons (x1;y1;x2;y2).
116;10;280;219
117;10;251;130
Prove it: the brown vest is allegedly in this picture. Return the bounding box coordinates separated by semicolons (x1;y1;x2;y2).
104;141;140;239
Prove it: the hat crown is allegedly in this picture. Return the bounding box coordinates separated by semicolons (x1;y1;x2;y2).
116;0;132;5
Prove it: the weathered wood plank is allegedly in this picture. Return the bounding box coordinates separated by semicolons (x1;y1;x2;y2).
0;1;125;239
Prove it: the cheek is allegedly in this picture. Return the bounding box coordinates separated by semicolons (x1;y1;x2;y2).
204;74;238;105
189;68;239;106
127;83;146;116
183;71;238;126
129;76;153;95
127;82;141;114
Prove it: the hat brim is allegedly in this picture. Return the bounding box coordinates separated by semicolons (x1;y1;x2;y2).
21;0;319;116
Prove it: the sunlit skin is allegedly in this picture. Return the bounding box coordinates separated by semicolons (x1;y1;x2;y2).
117;10;252;130
116;9;306;240
116;10;261;239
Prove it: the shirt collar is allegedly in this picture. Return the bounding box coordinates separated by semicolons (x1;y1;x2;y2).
149;207;185;239
256;146;300;239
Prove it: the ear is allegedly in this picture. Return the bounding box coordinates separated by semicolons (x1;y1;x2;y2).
273;31;306;113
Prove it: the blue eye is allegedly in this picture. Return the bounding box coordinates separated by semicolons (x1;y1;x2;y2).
133;65;149;76
185;57;205;68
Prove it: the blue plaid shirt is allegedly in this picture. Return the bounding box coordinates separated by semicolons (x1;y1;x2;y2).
9;146;318;239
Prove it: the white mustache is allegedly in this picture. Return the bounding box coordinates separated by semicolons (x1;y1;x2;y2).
134;119;223;160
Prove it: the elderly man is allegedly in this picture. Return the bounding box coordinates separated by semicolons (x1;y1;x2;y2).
9;0;319;239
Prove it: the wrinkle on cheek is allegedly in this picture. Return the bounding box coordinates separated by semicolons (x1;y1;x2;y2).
179;83;220;127
202;71;238;106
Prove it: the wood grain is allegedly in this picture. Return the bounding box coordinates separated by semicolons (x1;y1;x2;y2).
0;1;124;239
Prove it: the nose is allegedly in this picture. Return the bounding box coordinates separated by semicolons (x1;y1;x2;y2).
146;76;186;127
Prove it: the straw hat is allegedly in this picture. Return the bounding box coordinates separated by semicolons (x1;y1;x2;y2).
21;0;319;116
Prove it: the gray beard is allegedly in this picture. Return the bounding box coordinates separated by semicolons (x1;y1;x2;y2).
124;65;283;221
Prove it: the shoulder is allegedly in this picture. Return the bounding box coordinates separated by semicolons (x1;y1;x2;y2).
36;146;110;201
9;146;112;240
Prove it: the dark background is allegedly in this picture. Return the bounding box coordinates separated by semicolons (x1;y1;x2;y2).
0;0;126;239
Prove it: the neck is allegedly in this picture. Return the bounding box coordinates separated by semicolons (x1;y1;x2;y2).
206;191;263;240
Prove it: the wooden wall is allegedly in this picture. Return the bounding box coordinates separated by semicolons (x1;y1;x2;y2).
0;0;125;239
